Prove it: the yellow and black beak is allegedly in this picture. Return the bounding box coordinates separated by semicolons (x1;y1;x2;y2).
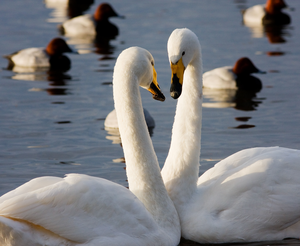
170;57;185;99
147;66;165;102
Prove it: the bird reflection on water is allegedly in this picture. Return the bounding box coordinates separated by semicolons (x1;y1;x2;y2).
203;88;264;111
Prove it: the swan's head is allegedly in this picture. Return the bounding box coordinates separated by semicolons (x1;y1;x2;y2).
114;47;165;101
167;28;200;99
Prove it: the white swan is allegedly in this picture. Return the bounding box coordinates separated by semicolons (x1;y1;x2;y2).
0;47;180;246
161;28;300;243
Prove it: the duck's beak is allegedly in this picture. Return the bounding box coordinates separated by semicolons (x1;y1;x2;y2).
255;69;266;74
66;46;78;54
170;57;185;99
116;14;125;19
148;66;165;102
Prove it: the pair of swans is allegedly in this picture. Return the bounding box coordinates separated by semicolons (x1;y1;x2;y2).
1;28;300;245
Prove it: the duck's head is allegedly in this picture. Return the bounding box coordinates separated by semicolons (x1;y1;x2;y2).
167;28;201;99
232;57;266;76
114;47;165;102
94;3;124;22
265;0;288;15
46;38;76;56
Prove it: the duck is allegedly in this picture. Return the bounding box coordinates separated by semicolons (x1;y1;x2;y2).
58;3;124;39
45;0;94;23
203;57;265;92
105;108;155;129
161;28;300;244
4;38;75;71
242;0;291;26
0;47;181;246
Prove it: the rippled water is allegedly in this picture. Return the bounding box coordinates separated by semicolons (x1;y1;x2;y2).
0;0;300;245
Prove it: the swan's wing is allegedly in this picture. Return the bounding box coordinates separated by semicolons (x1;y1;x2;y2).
196;147;300;235
0;176;62;203
198;147;280;184
0;174;158;243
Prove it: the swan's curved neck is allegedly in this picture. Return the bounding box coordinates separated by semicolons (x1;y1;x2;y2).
162;54;203;211
113;70;179;232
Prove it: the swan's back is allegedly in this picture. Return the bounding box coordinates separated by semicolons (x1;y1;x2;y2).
184;147;300;243
0;174;165;245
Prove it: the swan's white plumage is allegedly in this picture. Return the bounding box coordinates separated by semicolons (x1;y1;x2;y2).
0;47;180;246
0;174;159;244
162;28;300;243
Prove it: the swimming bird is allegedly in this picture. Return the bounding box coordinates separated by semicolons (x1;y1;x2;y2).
4;38;75;71
105;108;155;129
45;0;94;22
203;57;265;92
161;28;300;244
59;3;124;39
0;47;180;246
242;0;291;26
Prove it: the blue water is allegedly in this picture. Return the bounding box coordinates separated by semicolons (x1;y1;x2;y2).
0;0;300;244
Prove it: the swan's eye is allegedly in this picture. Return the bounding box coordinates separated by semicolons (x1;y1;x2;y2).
151;61;154;66
182;51;185;56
